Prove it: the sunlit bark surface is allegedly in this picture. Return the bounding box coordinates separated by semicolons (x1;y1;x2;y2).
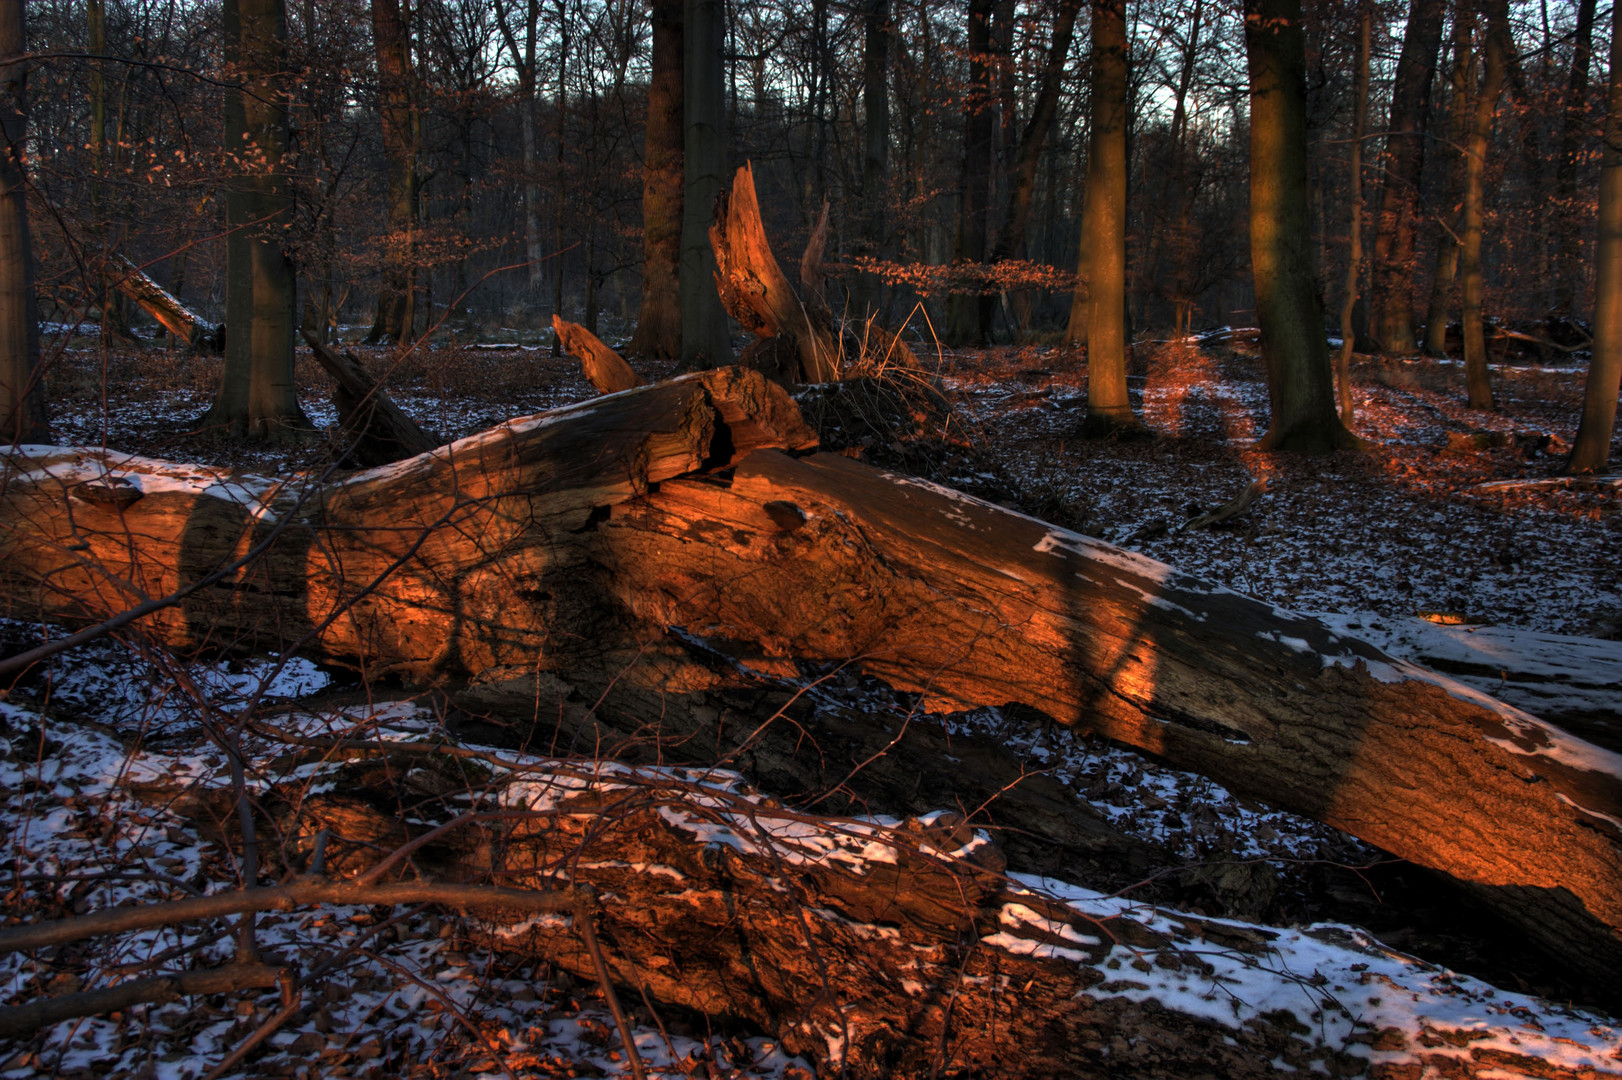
3;370;1620;994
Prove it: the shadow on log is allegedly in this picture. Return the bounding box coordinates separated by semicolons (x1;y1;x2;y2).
1;367;1619;999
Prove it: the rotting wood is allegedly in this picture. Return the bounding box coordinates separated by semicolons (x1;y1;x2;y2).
552;314;643;394
103;252;222;352
710;163;839;383
301;331;438;466
138;749;1622;1080
2;368;1620;994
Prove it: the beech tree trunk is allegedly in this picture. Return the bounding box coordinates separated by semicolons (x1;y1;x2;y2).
1422;6;1476;358
1461;0;1510;411
363;0;417;346
1367;0;1445;355
202;0;309;441
856;0;890;321
1337;4;1370;423
1568;0;1622;473
1244;0;1356;452
944;0;993;346
1080;0;1140;437
679;0;732;368
0;0;46;445
1554;0;1598;316
4;371;1620;993
626;0;683;360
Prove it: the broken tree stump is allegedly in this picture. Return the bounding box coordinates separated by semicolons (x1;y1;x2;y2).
551;314;643;394
710;163;839;383
302;332;439;466
1;368;1619;993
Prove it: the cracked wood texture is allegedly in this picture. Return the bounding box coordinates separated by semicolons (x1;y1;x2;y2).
2;369;1619;996
149;752;1622;1080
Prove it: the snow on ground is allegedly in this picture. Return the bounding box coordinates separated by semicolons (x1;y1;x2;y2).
5;332;1619;1075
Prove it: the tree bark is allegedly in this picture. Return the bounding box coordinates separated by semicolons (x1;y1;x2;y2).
627;0;683;361
1460;0;1510;411
1080;0;1141;438
1567;0;1622;473
1422;4;1476;358
1244;0;1356;452
1367;0;1446;355
944;0;993;346
709;164;838;383
553;314;643;394
1337;4;1371;423
679;0;732;369
202;0;309;441
856;0;890;321
103;253;222;352
5;373;1620;991
362;0;418;346
1554;0;1598;317
131;746;1622;1079
302;332;438;466
0;0;47;445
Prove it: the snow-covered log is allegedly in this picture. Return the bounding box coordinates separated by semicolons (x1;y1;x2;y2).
147;743;1622;1080
1;369;1619;994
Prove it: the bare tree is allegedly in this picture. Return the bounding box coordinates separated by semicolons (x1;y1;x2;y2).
1567;0;1622;473
1245;0;1356;452
201;0;310;440
679;0;731;367
1459;0;1511;411
0;0;46;444
627;0;682;359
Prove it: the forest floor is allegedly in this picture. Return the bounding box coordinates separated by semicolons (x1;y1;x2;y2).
2;325;1620;1079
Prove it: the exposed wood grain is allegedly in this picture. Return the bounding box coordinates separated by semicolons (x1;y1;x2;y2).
552;314;643;394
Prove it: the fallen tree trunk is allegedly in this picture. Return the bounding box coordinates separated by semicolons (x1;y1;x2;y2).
103;252;221;352
143;741;1622;1080
552;315;643;394
302;332;439;466
1;369;1619;995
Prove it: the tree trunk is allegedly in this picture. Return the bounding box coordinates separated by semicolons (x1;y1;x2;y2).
103;253;222;352
1422;4;1476;358
1460;0;1510;411
1245;0;1356;452
1554;0;1598;317
944;0;992;346
302;332;438;466
137;747;1622;1079
548;0;567;355
856;0;890;321
202;0;309;441
984;0;1082;330
1080;0;1140;438
0;0;45;445
5;372;1621;992
626;0;683;361
1567;0;1622;473
362;0;417;346
1337;4;1371;423
1367;0;1446;355
679;0;732;368
709;164;839;383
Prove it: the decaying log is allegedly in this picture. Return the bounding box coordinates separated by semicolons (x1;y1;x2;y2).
2;369;1620;995
103;252;222;352
147;747;1622;1080
710;163;839;383
302;332;439;466
552;314;643;394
